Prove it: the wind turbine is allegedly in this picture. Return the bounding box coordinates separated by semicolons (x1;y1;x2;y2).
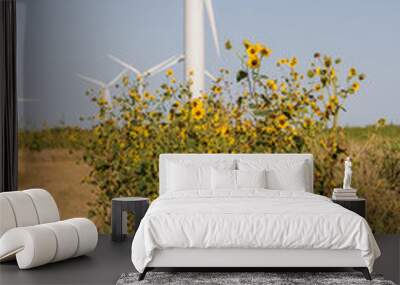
108;54;184;93
77;69;128;103
184;0;220;96
80;0;220;99
109;0;220;97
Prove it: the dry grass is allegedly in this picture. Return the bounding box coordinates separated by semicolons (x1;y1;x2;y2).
18;133;400;233
18;149;95;221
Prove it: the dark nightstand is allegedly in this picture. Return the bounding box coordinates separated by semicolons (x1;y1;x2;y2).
111;197;149;242
332;198;366;218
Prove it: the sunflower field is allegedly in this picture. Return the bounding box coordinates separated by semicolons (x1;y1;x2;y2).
81;40;400;233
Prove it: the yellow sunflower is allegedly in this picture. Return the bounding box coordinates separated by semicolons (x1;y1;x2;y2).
288;57;298;68
243;39;252;49
247;55;260;69
129;88;137;98
348;67;357;77
276;114;289;129
352;82;360;92
329;95;339;106
122;75;129;87
326;102;335;113
212;85;222;95
166;69;174;77
330;68;336;80
217;124;229;137
265;126;275;134
143;91;152;99
277;58;288;66
191;98;204;109
172;101;181;108
246;45;258;57
192;106;205;121
266;79;278;91
260;46;272;58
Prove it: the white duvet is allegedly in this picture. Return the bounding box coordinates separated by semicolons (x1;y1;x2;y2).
131;190;380;273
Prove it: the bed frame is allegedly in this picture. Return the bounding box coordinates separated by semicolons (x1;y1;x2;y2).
139;154;371;280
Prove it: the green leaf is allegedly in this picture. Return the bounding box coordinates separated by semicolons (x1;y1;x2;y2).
254;110;269;117
224;40;232;50
236;70;248;82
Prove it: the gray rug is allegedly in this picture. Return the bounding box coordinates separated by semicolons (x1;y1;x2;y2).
116;272;396;285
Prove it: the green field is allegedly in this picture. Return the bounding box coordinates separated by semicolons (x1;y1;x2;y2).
19;125;400;151
344;124;400;141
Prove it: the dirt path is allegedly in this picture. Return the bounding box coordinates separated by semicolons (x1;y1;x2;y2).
18;149;95;221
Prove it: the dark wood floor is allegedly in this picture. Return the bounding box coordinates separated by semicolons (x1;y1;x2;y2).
0;235;134;285
0;234;399;285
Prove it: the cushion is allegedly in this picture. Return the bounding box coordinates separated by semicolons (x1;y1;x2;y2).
0;191;39;227
212;168;237;190
0;218;97;269
24;189;60;224
238;159;308;191
167;162;212;191
0;189;59;236
237;169;267;189
0;196;16;237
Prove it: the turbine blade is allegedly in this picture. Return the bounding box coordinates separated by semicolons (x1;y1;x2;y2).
108;54;142;76
144;55;180;76
147;55;185;77
107;69;128;87
205;70;217;81
204;0;220;56
77;73;106;87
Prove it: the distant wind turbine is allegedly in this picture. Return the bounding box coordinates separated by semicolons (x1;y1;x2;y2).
77;69;128;102
108;54;184;79
17;97;40;103
108;54;184;93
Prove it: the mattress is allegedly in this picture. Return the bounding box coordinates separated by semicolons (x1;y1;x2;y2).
131;189;380;273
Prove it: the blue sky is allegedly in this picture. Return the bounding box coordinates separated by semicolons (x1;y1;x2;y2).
17;0;400;128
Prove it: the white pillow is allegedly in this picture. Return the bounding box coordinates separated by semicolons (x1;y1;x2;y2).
266;163;307;191
236;169;267;189
238;159;308;191
167;162;212;191
211;169;267;190
212;168;237;190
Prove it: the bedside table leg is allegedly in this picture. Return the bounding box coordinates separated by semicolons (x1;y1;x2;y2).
129;201;149;234
112;201;123;242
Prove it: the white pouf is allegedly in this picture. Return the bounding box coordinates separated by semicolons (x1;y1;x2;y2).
0;189;98;269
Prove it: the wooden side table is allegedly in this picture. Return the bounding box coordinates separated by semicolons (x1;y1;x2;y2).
112;197;149;242
332;198;366;218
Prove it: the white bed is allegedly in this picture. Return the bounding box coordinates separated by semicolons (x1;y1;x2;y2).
131;154;380;280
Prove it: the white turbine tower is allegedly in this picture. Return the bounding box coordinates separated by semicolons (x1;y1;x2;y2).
77;69;128;103
185;0;220;97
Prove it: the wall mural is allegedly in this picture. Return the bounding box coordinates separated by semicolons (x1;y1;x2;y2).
17;0;400;233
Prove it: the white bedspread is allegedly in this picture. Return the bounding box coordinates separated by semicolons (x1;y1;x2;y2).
131;190;380;272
